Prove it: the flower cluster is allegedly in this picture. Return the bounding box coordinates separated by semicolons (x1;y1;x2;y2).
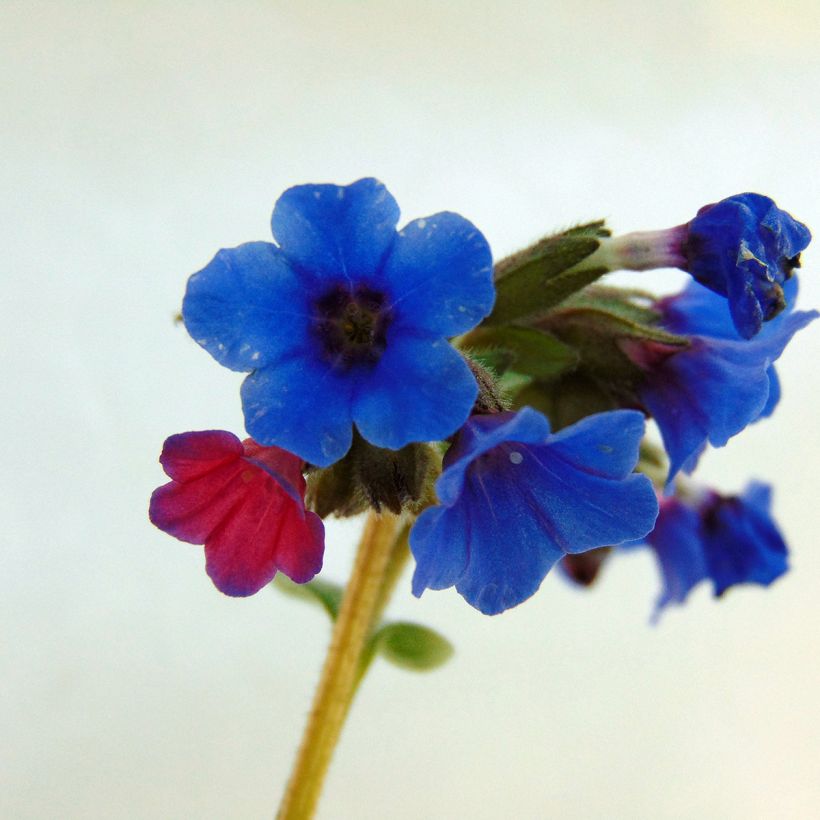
150;179;812;618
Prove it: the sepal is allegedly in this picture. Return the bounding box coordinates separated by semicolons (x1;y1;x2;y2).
486;221;611;324
306;432;437;517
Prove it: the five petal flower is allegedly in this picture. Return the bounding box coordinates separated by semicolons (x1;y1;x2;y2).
149;431;324;596
182;178;495;467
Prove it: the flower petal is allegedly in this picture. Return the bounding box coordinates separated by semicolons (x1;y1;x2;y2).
410;505;470;595
150;431;325;596
646;499;708;619
204;484;323;596
546;409;645;479
452;476;565;614
241;355;354;467
382;212;495;336
643;309;817;481
270;178;400;283
182;242;310;372
434;408;551;506
158;430;243;483
352;332;477;451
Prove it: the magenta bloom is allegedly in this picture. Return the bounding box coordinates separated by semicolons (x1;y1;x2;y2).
149;431;324;596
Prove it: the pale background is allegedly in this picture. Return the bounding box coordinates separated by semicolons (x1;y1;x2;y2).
2;2;819;818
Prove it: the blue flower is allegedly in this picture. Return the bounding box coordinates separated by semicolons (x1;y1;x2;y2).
633;279;817;483
685;193;811;338
409;408;658;614
643;483;788;620
182;178;495;467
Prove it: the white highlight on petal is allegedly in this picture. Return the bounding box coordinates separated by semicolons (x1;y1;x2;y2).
509;451;523;465
417;218;427;229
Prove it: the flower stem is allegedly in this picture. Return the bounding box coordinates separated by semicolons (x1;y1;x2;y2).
276;510;400;820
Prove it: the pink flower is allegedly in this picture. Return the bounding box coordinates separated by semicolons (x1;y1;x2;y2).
149;431;324;596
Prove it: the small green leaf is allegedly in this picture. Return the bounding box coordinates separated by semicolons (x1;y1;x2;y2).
371;621;454;672
486;222;612;325
272;575;344;620
560;307;690;346
467;326;578;380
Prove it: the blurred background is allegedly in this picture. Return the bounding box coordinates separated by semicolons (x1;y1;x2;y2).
2;2;819;817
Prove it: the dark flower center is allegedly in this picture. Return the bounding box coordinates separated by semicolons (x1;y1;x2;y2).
312;285;392;370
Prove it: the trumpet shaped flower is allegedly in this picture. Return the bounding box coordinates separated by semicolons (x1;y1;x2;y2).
410;408;658;614
149;431;324;596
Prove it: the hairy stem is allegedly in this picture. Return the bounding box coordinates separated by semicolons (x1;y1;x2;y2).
277;511;400;820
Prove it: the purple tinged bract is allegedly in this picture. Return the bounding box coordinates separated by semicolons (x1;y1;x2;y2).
182;178;495;467
409;408;659;615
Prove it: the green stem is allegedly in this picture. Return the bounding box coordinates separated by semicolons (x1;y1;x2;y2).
355;522;412;686
276;511;399;820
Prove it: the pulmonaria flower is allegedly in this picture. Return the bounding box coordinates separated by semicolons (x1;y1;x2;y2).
409;408;658;614
588;193;811;338
182;178;495;467
685;194;811;338
642;483;788;620
149;431;324;596
623;279;817;483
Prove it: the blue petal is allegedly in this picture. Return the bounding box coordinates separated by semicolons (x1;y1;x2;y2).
182;242;309;372
453;476;565;614
352;331;478;450
241;354;354;467
686;194;811;338
546;409;646;479
410;409;659;615
702;488;788;596
382;212;495;336
434;408;551;506
518;446;658;554
643;308;817;482
642;338;772;481
759;366;781;419
646;499;708;619
270;178;400;284
410;505;470;594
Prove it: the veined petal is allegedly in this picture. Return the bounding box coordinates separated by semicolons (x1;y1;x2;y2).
159;430;243;483
270;178;400;283
182;242;309;372
382;212;495;336
241;354;354;467
410;408;659;614
434;408;551;506
149;431;325;596
452;475;565;614
352;331;477;451
546;410;645;480
410;505;470;595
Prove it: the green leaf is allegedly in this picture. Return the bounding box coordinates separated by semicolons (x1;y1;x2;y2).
371;621;454;672
272;575;344;620
466;326;578;380
559;306;690;346
486;221;612;325
469;347;516;376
